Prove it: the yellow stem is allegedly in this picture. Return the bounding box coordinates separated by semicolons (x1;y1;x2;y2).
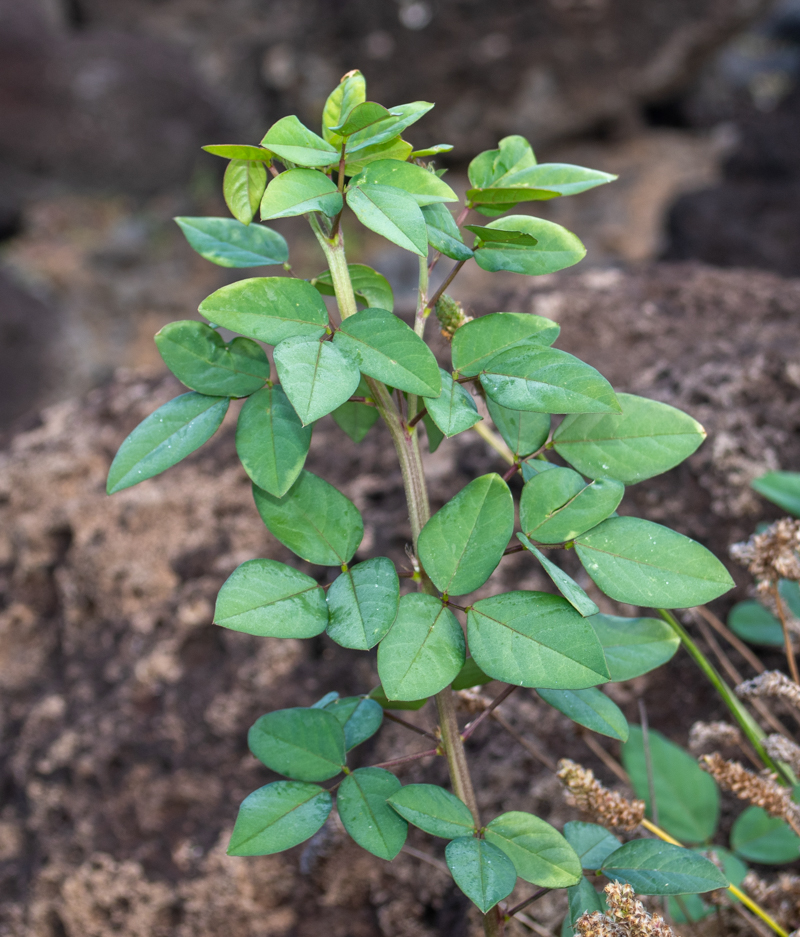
471;420;514;465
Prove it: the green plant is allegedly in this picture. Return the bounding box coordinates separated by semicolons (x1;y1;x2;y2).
107;70;747;935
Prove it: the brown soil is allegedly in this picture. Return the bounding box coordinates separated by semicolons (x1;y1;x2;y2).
2;261;800;937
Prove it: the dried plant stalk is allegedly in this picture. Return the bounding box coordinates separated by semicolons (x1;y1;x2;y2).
575;882;677;936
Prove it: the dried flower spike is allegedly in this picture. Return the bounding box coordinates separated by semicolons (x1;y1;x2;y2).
743;870;800;930
730;518;800;593
688;720;742;754
736;671;800;710
557;759;645;832
765;734;800;776
574;882;677;936
434;293;472;340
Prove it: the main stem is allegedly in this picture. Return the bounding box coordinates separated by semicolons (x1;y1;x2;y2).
315;219;498;936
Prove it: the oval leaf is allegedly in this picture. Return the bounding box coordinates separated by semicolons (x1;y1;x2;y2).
326;556;399;650
260;168;343;220
417;474;514;596
214;558;328;638
473;216;585;276
421;203;474;261
425;369;482;437
322;70;366;145
337;768;407;860
521;470;624;544
588;614;680;681
516;535;600;618
332;400;380;443
536;687;628;741
563;822;621;869
107;392;228;494
731;805;800;864
227;781;332;856
332;101;395;136
575;516;734;608
751;471;800;517
350;159;458;205
484;812;582;887
600;841;728;895
203;144;273;162
345;100;434;154
346;183;427;256
486;398;550;458
324;696;384;750
261;115;339;167
728;600;784;647
224;158;267;225
377;593;465;701
388;784;476;839
253;470;363;566
175;216;288;268
451;312;559;378
249;707;345;781
274;336;360;425
445;837;517;913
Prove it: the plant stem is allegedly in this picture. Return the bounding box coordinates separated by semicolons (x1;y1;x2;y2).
371;748;439;770
425;259;466;312
505;889;551;920
772;582;800;684
415;254;430;338
383;711;439;742
462;685;517;741
471;420;515;464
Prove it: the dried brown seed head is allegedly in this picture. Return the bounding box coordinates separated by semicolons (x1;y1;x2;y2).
557;759;645;832
731;518;800;592
736;671;800;710
688;720;742;754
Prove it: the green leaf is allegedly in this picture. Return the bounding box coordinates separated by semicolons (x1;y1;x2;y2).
467;591;610;688
224;159;267;225
521;458;561;482
322;69;366;146
311;263;394;312
563;822;621;869
260;168;343;220
388;784;476;838
467;163;616;208
728;600;784;647
473;216;586;276
332;400;380;443
350;159;457;205
588;614;680;681
203;144;273;162
368;685;427;710
553;394;707;484
273;336;360;425
377;594;465;700
333;307;441;397
421;203;474;261
781;578;800;617
486;398;550;458
337;768;407;860
667;848;748;924
536;687;628;741
751;471;800;517
253;470;363;566
332;101;396;136
623;725;719;843
214;558;328;638
411;144;454;158
601;841;728;895
343;136;413;175
155;320;270;397
227;781;331;856
484;812;581;887
445;837;517;913
326;556;399;650
451;657;493;691
199;276;328;345
731;805;800;863
107;392;228;494
345;101;434;154
236;384;311;497
481;345;620;415
516;535;600;617
520;468;624;543
323;697;384;750
423;411;445;453
425;369;481;437
566;877;605;929
468;136;537;190
248;707;346;781
175;217;289;268
261;115;339;167
466;224;539;246
346;183;428;256
451;311;560;378
417;474;513;596
575;516;734;608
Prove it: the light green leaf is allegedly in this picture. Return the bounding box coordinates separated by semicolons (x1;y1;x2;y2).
481;345;620;414
467;591;610;688
473;216;586;276
273;336;360;425
467;163;616;207
227;781;331;856
260;168;343;220
451;657;493;691
346;183;428;256
199;276;328;345
421;203;474;261
411;144;454;158
253;470;363;566
203;144;273;162
563;822;621;869
322;69;366;146
333;307;441;397
516;535;599;617
332;400;380;443
175;217;288;267
731;805;800;864
224;159;267;225
728;600;784;647
751;471;800;517
575;516;734;608
236;384;310;497
520;469;624;543
350;159;458;205
536;687;628;741
486;398;550;457
368;685;427;711
521;458;561;481
418;474;513;596
445;837;517;913
588;614;680;681
388;784;475;839
332;101;396;136
425;369;481;437
451;312;559;378
155;320;270;397
326;556;399;650
553;394;707;484
311;263;394;311
423;411;445;453
248;707;346;781
485;812;581;887
214;558;327;638
466;224;539;246
623;725;719;843
311;691;340;708
345;101;434;154
343;135;414;175
261;115;339;167
377;593;465;700
323;696;384;750
107;392;228;494
601;841;728;895
337;768;407;860
468;136;537;190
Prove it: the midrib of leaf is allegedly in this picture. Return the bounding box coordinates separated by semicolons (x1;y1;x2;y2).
344;332;424;388
345;568;370;645
556;430;704;444
264;726;342;768
238;789;321;847
576;540;723;583
222;582;321;618
396;608;446;690
444;485;493;591
353;775;391;851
